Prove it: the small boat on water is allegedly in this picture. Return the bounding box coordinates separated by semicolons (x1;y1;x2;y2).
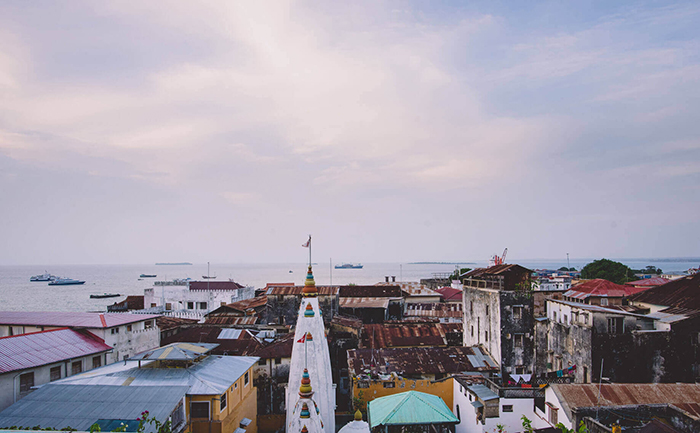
334;263;363;269
140;274;157;278
90;293;120;299
30;272;57;282
202;276;216;279
48;278;85;286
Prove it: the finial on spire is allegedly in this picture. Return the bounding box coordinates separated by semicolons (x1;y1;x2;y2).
301;425;308;433
299;368;314;398
304;303;315;317
302;265;317;296
300;403;310;419
306;331;313;341
354;409;363;421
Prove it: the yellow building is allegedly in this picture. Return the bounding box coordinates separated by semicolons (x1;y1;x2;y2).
352;374;453;411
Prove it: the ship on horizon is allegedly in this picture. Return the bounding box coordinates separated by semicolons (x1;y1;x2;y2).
334;263;363;269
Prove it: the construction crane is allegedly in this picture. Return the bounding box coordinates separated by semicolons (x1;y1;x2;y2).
490;248;508;267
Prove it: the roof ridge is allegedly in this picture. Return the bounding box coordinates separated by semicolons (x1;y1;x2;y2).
0;326;70;340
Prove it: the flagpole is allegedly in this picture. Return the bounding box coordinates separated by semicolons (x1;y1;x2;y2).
308;234;312;266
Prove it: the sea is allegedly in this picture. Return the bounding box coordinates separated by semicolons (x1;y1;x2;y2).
1;258;698;313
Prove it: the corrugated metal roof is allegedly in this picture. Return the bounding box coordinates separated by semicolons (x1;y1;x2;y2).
549;299;648;317
160;327;261;356
566;279;646;298
434;287;463;301
131;342;218;360
376;282;440;297
340;298;391;309
551;383;700;421
0;384;188;432
0;312;161;329
59;355;259;395
348;346;497;376
203;316;258;325
404;303;463;318
156;316;198;331
0;328;112;373
361;323;462;349
250;333;295;359
218;329;244;339
340;286;403;298
368;391;458;428
628;273;700;311
189;281;244;290
625;277;671;287
464;264;533;277
467;384;498;401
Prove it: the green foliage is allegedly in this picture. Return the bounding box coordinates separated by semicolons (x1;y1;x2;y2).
555;421;588;433
629;265;663;275
580;259;634;284
558;267;576;272
494;424;506;433
450;268;472;281
352;390;365;412
521;415;533;433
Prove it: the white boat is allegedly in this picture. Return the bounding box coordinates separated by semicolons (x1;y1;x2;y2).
48;277;85;286
30;272;57;282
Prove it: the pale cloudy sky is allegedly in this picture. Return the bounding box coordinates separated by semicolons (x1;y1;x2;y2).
1;1;699;265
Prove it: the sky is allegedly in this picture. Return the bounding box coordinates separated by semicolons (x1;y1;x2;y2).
1;1;699;265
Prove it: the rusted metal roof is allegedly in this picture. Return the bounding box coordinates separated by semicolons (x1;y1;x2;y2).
551;383;700;420
625;277;671;287
464;264;532;277
207;295;268;316
0;311;161;328
380;282;441;297
156;316;198;331
189;281;244;290
266;285;339;295
331;314;363;329
347;346;498;376
567;279;647;298
340;297;391;309
340;285;403;297
250;332;295;359
404;303;463;318
434;287;463;301
203;315;258;325
160;326;261;356
628;273;700;311
361;322;462;349
109;295;144;311
0;328;112;373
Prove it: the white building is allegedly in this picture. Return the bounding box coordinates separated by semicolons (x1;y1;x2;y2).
144;280;255;317
452;376;550;433
0;311;161;364
0;328;112;411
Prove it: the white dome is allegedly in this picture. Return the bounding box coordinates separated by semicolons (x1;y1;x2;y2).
338;420;370;433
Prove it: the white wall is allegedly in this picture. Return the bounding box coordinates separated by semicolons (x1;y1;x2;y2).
0;352;108;412
90;319;160;364
144;286;255;313
543;386;571;429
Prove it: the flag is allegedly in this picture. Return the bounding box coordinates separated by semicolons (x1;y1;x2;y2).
296;333;306;343
302;236;311;248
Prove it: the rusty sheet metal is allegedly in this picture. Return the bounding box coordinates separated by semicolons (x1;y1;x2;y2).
221;295;267;312
347;346;498;376
251;332;296;359
0;311;161;328
628;273;700;311
464;264;532;278
203;316;258;325
0;328;112;373
331;315;363;328
361;323;462;349
340;285;403;297
156;316;198;331
160;326;261;355
625;277;671;287
552;383;700;419
340;297;391;309
404;303;463;318
434;287;463;301
266;285;339;295
189;281;244;290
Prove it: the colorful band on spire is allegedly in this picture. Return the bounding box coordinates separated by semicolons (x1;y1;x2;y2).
304;303;315;317
299;368;314;398
302;265;317;297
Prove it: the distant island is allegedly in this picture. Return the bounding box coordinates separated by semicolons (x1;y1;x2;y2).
155;262;193;266
407;261;476;265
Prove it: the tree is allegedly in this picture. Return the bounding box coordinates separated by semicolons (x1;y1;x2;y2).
450;267;472;282
580;259;634;284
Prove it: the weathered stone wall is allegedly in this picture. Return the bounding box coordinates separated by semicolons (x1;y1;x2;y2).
499;291;536;375
462;288;501;365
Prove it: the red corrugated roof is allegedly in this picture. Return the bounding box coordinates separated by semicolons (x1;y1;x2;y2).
434;287;463;301
569;279;646;297
0;328;112;373
625;277;671;287
0;311;161;328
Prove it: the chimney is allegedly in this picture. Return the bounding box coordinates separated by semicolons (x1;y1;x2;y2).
392;276;396;282
385;276;389;283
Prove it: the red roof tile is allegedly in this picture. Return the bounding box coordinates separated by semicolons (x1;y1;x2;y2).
0;328;112;373
434;287;463;301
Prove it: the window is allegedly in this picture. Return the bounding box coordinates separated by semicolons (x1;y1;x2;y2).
198;302;207;310
244;372;249;386
357;381;370;388
126;325;132;332
486;306;489;316
502;405;513;413
471;326;474;337
92;356;102;369
601;298;609;306
456;404;461;422
607;317;623;334
187;302;194;309
19;372;34;392
191;401;210;419
72;361;82;375
470;301;473;313
547;404;558;425
485;331;488;342
513;306;523;320
584;314;589;325
220;392;227;411
111;327;119;334
514;334;524;348
258;358;266;366
165;303;172;311
145;320;153;329
275;357;282;365
553;311;557;322
564;315;568;325
383;382;395;388
151;303;157;308
221;301;226;306
50;366;61;382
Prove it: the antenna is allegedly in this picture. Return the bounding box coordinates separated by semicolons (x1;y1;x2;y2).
567;253;570;270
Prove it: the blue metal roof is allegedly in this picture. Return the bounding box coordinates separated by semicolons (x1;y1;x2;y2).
368;391;458;428
130;342;219;360
0;384;187;433
467;384;499;401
